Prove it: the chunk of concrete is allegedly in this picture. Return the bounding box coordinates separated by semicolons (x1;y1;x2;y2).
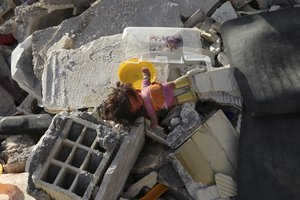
32;0;182;80
11;35;42;103
192;66;239;94
95;119;145;200
125;171;158;198
173;110;238;186
0;114;53;135
166;103;202;149
12;3;76;42
196;185;220;200
215;173;237;198
211;1;237;25
0;134;35;173
184;9;206;28
145;103;202;149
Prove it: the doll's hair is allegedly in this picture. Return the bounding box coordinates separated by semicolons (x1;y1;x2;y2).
99;82;140;126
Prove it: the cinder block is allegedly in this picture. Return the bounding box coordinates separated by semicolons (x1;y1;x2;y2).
31;114;117;200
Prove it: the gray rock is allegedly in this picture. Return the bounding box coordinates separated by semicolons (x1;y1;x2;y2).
0;114;53;135
11;35;42;102
0;134;35;173
166;103;202;149
5;3;76;42
32;0;182;80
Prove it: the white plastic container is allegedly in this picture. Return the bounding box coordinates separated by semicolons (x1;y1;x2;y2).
122;27;211;67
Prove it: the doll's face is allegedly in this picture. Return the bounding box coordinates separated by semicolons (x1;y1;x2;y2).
129;93;143;113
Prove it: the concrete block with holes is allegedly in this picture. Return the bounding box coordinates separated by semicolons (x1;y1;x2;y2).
27;113;118;200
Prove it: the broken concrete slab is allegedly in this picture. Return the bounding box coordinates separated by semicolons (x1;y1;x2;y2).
42;34;123;111
27;112;120;200
211;1;238;25
192;66;239;95
32;0;182;80
0;134;35;173
42;33;170;111
11;35;42;103
94;118;145;200
173;110;238;187
0;114;53;135
0;173;36;200
215;173;237;198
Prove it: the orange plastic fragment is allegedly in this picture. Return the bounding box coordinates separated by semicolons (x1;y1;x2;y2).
139;183;168;200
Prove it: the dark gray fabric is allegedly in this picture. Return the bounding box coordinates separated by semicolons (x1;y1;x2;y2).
238;113;300;200
221;8;300;116
220;8;300;200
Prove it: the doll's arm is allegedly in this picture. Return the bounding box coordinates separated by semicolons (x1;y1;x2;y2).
149;113;158;129
142;67;151;88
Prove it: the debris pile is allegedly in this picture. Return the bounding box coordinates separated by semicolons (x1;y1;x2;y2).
0;0;299;200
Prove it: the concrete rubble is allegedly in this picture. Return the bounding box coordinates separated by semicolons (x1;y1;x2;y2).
0;0;297;200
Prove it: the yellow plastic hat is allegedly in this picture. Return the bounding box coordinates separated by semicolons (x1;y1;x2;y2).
118;58;156;90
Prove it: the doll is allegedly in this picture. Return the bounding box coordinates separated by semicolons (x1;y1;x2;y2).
99;67;197;128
